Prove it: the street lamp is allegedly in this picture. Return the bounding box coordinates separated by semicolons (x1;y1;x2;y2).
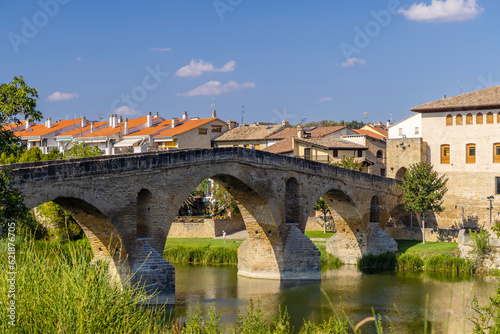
487;196;494;227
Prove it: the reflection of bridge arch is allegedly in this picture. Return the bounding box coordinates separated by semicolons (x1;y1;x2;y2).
9;147;402;303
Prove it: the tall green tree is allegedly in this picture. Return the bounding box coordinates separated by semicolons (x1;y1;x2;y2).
398;162;448;244
313;197;331;233
0;76;42;156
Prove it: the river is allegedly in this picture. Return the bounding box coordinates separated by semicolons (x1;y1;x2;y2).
171;264;497;333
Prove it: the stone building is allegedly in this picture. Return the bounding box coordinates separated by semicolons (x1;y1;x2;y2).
387;85;500;228
344;130;387;176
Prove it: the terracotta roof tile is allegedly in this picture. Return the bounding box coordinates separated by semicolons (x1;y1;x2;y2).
2;121;26;131
56;121;108;137
79;116;151;138
125;119;179;137
14;119;82;138
214;124;284;141
307;126;346;137
352;129;386;140
154;118;220;137
262;138;294;154
295;137;367;150
411;85;500;112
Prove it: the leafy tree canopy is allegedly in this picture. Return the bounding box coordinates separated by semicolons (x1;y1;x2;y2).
0;76;42;156
332;156;365;171
64;142;103;159
301;120;366;129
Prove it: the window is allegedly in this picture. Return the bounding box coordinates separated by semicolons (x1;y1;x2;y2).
243;144;249;148
254;144;260;150
211;125;222;133
304;148;311;160
466;113;473;125
446;114;453;126
198;128;207;135
332;149;338;158
487;112;494;124
456;114;463;125
380;169;386;177
441;145;450;164
357;149;363;157
477;113;483;124
466;144;476;163
497;177;500;195
415;127;419;134
233;145;239;147
494;143;500;163
398;128;403;136
498;112;500;123
376;150;383;158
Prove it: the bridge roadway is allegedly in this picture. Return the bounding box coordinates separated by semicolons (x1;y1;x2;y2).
7;147;403;304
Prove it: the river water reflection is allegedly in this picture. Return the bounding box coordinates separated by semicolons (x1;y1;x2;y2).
173;264;497;333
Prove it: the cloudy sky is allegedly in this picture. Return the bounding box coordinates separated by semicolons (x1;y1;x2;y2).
1;0;498;125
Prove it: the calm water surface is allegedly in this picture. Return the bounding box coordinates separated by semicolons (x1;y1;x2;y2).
172;264;496;333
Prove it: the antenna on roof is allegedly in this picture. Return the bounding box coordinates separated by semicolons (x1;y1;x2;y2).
363;112;368;120
389;113;393;123
301;117;307;125
210;97;216;111
241;105;245;124
460;86;463;94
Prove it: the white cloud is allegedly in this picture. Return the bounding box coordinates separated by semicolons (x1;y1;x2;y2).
319;96;334;102
177;80;255;97
175;59;236;77
148;48;171;52
113;106;142;116
47;91;79;101
399;0;484;22
341;58;366;68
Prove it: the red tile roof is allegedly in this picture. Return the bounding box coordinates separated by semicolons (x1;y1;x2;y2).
154;118;219;137
78;116;150;138
352;129;386;140
2;121;26;131
14;119;82;137
262;137;294;154
307;126;346;137
125;119;181;137
56;121;108;137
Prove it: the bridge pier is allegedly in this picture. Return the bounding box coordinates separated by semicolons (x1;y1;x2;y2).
238;222;321;280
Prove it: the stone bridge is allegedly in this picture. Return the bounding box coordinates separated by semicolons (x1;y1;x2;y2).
7;147;402;304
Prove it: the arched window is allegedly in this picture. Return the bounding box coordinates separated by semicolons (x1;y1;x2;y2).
441;145;450;164
446;114;453;126
456;114;463;125
376;150;383;159
477;113;483;124
487;112;494;124
466;113;473;125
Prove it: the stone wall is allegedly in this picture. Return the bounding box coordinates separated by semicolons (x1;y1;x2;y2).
305;216;335;231
167;215;245;238
385;226;460;242
386;138;427;179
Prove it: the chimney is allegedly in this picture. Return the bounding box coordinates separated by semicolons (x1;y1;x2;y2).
46;118;52;129
212;110;217;118
297;125;304;139
118;116;122;125
26;120;31;132
443;95;447;100
386;120;391;128
154;112;159;118
182;111;188;120
282;120;290;127
124;118;129;135
90;122;94;133
147;112;153;127
227;120;239;130
80;117;86;127
171;118;179;128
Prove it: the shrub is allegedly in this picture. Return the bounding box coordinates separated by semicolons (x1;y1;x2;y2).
424;254;475;275
358;253;397;273
396;253;424;271
164;244;238;264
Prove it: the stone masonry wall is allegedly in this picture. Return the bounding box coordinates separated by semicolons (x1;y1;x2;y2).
386;138;427;178
385;226;460;242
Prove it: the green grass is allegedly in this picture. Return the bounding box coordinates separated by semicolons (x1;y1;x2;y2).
165;237;243;249
396;240;458;257
305;231;335;239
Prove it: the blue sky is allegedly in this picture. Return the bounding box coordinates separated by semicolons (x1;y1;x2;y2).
1;0;499;125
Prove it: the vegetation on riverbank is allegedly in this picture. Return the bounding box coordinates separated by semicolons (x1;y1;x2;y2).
396;240;458;257
304;231;335;239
